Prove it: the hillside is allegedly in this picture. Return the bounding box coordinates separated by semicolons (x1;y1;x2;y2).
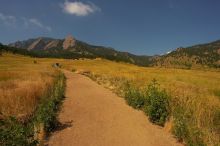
5;37;220;68
8;35;152;66
153;40;220;69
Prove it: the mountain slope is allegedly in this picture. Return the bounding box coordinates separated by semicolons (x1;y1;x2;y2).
153;40;220;68
8;35;152;66
5;36;220;68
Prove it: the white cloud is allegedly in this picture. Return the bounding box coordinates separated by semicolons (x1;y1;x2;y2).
22;17;52;32
62;1;100;16
0;13;16;26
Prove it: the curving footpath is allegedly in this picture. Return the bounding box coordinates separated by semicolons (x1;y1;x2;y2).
48;70;182;146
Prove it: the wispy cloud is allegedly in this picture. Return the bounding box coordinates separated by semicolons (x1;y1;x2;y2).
0;13;16;26
0;12;51;32
22;17;52;32
62;1;101;16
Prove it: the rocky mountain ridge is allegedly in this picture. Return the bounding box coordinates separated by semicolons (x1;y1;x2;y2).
7;35;220;68
8;35;152;66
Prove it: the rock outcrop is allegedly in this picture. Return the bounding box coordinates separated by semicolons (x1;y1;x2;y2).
27;38;45;50
62;35;76;50
44;40;60;50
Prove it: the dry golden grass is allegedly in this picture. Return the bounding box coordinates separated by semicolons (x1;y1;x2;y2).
60;58;220;98
1;53;219;145
0;53;57;118
59;58;220;145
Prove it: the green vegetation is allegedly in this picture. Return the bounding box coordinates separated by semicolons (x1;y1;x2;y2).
0;117;37;146
0;73;66;146
124;79;170;126
124;80;219;146
124;78;219;145
34;73;66;132
143;80;170;126
124;82;144;109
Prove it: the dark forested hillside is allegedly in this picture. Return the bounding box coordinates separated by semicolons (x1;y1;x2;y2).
153;40;220;69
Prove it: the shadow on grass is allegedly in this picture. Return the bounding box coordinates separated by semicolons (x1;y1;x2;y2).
45;120;74;145
55;120;73;132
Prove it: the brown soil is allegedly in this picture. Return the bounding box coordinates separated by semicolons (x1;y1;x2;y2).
47;70;182;146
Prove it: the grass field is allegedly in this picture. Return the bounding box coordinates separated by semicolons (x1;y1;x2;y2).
0;53;67;145
61;58;220;146
0;53;58;118
1;53;219;145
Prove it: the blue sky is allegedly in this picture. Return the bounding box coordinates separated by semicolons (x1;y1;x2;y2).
0;0;220;55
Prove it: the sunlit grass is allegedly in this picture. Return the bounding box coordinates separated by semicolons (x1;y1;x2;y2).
1;53;219;145
60;58;220;145
0;53;57;118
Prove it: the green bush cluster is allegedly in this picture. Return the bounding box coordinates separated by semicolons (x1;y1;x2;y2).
124;79;170;126
124;82;144;109
144;80;170;126
124;79;209;145
0;72;66;146
124;80;209;145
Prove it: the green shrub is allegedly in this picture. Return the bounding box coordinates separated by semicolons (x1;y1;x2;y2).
124;82;144;109
124;79;170;126
143;79;170;126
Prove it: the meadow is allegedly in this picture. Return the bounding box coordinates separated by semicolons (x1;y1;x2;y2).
0;53;59;118
62;58;220;146
0;53;66;145
0;53;219;145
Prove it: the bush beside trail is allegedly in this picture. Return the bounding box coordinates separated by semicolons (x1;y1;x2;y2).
124;79;170;126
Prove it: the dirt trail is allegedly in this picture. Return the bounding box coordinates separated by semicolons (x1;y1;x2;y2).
48;70;182;146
